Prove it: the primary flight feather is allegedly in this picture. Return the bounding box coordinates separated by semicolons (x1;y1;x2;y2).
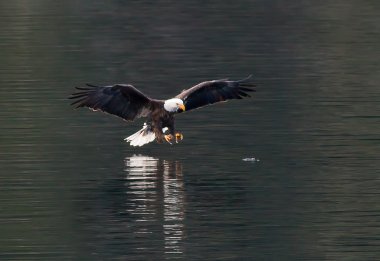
69;75;256;146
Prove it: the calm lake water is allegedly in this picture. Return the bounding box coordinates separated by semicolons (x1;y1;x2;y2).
1;1;379;260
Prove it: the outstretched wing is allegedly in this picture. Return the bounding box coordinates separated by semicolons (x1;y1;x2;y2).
175;75;256;112
69;84;156;121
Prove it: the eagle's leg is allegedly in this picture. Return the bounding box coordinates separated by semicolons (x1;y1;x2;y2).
164;134;174;144
162;120;179;145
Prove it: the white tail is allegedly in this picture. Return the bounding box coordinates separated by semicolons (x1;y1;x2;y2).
124;123;156;147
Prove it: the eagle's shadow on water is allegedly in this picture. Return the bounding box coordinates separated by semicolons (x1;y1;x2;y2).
122;154;186;256
91;154;182;255
82;154;186;258
87;154;186;257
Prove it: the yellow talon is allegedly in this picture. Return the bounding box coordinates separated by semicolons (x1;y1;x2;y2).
175;133;183;143
165;134;174;144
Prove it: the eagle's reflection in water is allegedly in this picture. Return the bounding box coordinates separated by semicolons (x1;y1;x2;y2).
124;155;185;256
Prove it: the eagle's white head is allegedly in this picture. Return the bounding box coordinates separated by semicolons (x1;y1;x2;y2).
164;98;186;113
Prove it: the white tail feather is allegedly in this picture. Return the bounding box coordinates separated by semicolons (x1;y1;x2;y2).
125;123;156;147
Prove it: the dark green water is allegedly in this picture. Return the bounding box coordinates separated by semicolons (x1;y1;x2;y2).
1;1;379;260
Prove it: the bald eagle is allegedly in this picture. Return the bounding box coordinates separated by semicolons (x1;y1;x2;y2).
69;75;255;146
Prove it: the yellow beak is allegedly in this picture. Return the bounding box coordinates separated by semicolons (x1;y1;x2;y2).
179;104;186;112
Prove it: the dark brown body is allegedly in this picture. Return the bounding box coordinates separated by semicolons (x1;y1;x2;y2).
148;100;175;143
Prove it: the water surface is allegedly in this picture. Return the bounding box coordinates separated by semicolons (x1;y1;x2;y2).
0;1;379;260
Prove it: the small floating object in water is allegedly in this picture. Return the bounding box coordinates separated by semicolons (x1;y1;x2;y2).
242;157;260;162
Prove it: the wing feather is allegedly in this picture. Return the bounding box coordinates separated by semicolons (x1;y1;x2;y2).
69;84;156;121
175;75;255;111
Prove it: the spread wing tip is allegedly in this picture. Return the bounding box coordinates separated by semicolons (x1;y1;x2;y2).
69;84;100;102
70;98;86;107
73;85;95;91
238;75;256;92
